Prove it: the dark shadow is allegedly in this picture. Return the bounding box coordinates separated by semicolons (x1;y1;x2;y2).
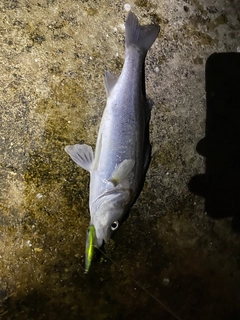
188;52;240;232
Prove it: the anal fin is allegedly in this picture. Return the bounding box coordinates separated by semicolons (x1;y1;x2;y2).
104;70;119;96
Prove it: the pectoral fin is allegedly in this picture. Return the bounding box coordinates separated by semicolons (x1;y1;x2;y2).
109;159;135;186
65;144;93;172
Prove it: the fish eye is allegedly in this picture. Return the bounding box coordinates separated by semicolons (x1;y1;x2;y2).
111;221;119;231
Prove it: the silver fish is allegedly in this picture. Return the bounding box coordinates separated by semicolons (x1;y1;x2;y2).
65;12;160;272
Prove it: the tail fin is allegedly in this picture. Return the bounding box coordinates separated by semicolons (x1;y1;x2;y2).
125;12;160;55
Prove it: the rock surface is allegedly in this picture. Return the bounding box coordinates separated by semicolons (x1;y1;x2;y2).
1;0;240;319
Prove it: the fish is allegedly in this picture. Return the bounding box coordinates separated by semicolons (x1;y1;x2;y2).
65;11;160;272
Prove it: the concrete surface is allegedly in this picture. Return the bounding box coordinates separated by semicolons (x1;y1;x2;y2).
0;0;240;319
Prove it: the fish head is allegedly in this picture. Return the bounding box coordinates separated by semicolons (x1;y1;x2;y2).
85;211;122;273
91;203;125;247
90;189;130;247
85;189;130;272
84;207;123;273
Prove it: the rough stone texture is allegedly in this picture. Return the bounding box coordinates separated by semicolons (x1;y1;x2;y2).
0;0;240;319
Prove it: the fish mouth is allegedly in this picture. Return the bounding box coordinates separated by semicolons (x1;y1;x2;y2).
96;238;104;248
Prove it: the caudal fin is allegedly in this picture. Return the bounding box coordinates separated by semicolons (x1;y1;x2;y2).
125;12;160;55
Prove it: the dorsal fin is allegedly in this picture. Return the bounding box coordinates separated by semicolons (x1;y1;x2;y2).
103;70;118;96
